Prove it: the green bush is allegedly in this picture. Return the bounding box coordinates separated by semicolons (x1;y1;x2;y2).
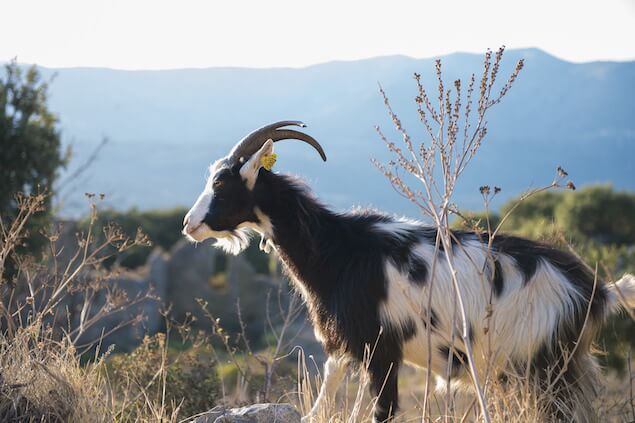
84;207;186;269
554;185;635;245
107;333;220;419
499;190;561;233
1;62;68;277
215;350;298;402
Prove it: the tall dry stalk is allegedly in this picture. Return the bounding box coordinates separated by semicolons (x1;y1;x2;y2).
374;46;524;422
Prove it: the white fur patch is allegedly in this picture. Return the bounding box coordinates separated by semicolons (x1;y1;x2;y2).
375;233;588;381
240;140;273;190
372;219;425;240
183;160;224;241
303;356;347;421
188;213;274;256
212;228;253;255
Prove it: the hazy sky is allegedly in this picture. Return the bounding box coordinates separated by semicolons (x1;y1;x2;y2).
2;0;634;69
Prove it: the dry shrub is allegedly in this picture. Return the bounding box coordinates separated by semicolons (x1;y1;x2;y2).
295;345;635;422
0;192;191;422
0;325;110;422
107;333;220;420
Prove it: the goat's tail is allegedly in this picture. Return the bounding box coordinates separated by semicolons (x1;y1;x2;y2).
607;274;635;311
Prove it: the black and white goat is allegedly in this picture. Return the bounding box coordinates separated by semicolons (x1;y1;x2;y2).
183;121;635;422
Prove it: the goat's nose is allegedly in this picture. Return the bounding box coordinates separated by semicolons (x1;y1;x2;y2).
182;215;197;235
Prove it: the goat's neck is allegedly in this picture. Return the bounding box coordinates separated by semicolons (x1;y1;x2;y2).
254;172;336;294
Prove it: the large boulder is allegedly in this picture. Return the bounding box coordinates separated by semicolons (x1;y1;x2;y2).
74;249;167;351
192;403;301;423
165;239;283;340
164;239;219;328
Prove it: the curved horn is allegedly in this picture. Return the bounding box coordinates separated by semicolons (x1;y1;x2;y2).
228;121;327;163
269;129;327;162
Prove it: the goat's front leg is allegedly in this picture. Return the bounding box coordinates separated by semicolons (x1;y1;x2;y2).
302;355;347;422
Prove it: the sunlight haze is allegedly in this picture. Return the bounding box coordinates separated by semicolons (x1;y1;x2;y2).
2;0;634;69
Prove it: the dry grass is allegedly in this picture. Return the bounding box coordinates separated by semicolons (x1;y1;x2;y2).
294;348;635;422
0;324;110;422
0;193;188;422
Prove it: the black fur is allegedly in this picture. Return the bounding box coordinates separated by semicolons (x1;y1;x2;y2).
202;165;258;231
430;309;439;329
419;227;467;253
492;258;504;297
408;254;428;285
253;172;430;421
421;308;439;330
438;345;468;379
488;234;540;284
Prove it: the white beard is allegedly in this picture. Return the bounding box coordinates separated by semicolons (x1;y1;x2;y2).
213;228;252;255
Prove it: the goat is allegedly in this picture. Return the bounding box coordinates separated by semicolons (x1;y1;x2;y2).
183;121;635;422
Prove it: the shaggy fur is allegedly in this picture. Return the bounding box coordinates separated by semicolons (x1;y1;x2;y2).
184;150;635;423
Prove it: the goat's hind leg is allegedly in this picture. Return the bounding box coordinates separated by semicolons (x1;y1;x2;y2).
302;355;348;422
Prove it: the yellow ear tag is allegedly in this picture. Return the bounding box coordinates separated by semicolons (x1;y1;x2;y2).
260;153;277;171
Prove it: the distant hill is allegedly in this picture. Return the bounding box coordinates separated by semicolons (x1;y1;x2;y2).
31;48;634;217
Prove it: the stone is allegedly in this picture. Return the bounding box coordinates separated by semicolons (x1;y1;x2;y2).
166;239;280;340
192;403;301;423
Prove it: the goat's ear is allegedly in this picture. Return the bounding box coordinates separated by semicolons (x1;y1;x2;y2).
240;139;273;190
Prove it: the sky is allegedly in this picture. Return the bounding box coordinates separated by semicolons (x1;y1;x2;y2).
2;0;634;69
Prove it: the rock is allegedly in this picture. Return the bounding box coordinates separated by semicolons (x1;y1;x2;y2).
166;239;281;340
73;265;163;351
192;403;301;423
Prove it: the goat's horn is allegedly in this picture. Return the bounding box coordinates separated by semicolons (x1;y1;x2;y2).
228;121;327;163
269;129;327;162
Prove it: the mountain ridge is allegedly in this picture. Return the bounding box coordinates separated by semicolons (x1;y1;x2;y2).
9;47;631;72
19;48;632;217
